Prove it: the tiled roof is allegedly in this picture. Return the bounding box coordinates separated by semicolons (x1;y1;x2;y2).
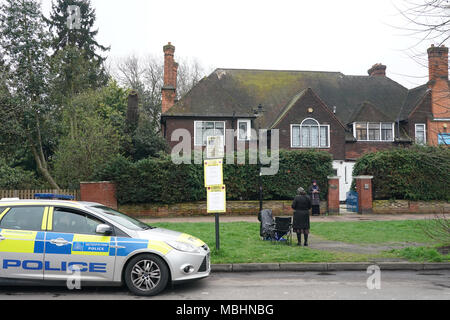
163;68;422;127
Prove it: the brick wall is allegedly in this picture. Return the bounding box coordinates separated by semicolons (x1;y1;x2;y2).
80;181;117;209
373;200;450;214
118;200;328;218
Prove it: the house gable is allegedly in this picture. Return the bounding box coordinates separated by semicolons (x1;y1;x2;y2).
272;88;347;160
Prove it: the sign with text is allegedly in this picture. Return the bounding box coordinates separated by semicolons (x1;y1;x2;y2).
204;159;223;187
207;185;226;213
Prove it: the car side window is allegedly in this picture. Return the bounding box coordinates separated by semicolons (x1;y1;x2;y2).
52;208;105;235
0;206;45;231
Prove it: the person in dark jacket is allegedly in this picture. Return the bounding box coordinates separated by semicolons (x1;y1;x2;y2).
309;180;321;216
291;187;312;246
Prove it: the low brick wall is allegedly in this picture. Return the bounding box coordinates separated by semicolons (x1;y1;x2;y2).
119;200;328;218
373;200;450;214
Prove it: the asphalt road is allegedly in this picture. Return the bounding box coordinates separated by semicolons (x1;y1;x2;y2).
0;270;449;300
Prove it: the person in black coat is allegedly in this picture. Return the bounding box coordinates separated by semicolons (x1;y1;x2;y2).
309;180;321;216
291;187;312;246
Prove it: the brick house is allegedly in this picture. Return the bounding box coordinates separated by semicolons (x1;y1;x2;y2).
160;43;450;201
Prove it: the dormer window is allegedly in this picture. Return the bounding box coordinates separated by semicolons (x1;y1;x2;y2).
353;122;394;142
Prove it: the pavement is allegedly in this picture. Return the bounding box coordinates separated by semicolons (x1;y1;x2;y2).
141;211;450;271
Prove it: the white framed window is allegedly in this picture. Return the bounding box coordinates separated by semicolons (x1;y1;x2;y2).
415;124;426;145
237;119;252;141
194;121;225;146
291;118;330;148
353;122;394;142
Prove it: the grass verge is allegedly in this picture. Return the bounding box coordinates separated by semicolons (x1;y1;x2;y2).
151;220;449;263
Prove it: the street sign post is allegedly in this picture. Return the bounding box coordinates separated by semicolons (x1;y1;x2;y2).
204;136;225;251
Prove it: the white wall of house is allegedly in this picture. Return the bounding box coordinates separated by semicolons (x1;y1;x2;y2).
332;160;356;202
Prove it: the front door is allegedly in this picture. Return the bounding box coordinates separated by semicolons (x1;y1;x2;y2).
43;206;116;282
0;206;47;280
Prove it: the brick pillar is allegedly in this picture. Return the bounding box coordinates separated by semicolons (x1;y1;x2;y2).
327;176;340;215
80;181;117;210
355;176;373;214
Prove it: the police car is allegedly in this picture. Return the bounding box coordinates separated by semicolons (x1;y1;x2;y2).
0;199;210;296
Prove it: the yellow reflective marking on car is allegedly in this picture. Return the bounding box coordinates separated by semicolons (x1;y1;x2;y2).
0;230;37;253
46;207;54;231
0;202;81;208
0;208;9;221
148;240;172;255
71;234;111;256
178;233;205;247
41;207;49;230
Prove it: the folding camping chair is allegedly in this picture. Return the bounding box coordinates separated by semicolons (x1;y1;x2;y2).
272;217;292;245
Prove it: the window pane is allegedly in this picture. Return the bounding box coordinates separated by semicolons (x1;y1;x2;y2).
195;122;203;145
0;207;45;231
292;126;300;146
320;126;328;147
368;123;380;141
301;126;310;147
311;126;319;147
381;123;393;141
355;123;367;140
239;121;248;140
53;209;103;235
302;119;317;125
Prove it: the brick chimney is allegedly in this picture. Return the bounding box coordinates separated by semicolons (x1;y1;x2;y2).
162;42;179;114
368;63;386;77
427;44;448;82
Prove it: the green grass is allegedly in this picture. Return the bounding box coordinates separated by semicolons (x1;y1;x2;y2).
386;246;450;262
150;220;448;263
311;220;433;244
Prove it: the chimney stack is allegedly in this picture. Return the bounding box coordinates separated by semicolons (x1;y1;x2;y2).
368;63;386;77
428;44;448;82
162;42;179;113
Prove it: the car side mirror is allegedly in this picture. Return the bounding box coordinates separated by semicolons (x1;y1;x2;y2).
96;224;113;235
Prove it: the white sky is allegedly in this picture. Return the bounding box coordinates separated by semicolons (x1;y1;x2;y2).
41;0;445;89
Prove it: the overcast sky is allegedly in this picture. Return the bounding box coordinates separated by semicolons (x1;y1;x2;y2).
41;0;444;89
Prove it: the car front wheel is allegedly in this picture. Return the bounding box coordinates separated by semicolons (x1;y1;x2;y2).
124;254;169;296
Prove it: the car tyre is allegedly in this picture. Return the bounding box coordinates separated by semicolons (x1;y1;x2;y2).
124;254;169;296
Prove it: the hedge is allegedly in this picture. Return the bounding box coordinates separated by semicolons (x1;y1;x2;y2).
352;146;450;201
94;150;333;205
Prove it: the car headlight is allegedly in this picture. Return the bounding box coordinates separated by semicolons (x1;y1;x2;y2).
166;240;201;253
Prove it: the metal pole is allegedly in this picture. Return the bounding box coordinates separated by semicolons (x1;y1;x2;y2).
215;213;220;251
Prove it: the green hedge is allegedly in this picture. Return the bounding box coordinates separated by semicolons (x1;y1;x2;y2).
352;146;450;201
94;150;333;205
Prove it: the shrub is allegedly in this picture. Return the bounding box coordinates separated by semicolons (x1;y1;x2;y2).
352;146;450;201
94;150;333;205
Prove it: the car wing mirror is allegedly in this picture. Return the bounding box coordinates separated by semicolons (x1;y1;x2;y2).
96;224;113;235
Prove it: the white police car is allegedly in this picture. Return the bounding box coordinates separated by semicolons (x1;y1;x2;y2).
0;199;210;296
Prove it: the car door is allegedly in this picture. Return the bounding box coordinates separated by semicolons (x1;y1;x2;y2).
0;206;47;280
43;206;116;282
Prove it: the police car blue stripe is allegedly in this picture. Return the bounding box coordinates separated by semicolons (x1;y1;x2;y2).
33;232;46;254
45;233;74;255
115;238;149;257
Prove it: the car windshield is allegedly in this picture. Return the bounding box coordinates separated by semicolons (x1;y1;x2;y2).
89;205;155;231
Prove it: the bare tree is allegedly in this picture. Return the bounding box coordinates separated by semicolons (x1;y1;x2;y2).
111;54;209;130
393;0;450;145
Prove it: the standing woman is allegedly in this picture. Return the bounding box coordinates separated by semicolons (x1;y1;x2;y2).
309;180;321;216
292;187;312;246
